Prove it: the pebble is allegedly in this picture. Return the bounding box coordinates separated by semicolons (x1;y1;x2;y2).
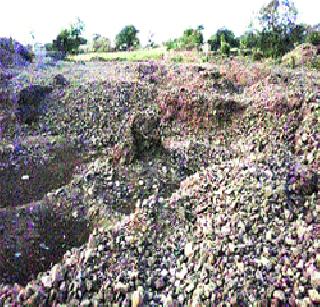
311;271;320;288
184;242;194;257
176;266;187;280
41;275;52;288
273;290;285;301
51;265;63;283
308;289;320;303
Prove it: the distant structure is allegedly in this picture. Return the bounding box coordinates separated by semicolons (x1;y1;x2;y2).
203;42;210;54
33;43;47;67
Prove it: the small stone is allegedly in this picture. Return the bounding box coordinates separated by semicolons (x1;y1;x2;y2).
237;262;245;273
186;282;195;293
178;294;184;304
311;271;320;288
316;254;320;269
297;259;304;269
88;234;97;249
184;242;194;257
308;289;320;303
273;290;285;301
155;278;165;290
41;275;52;288
285;238;296;245
261;257;271;269
176;266;187;280
51;265;63;283
161;269;168;277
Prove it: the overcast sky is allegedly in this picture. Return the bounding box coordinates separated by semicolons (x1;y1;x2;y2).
1;0;319;47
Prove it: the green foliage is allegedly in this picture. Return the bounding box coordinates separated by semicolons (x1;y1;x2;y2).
290;24;308;45
165;39;180;51
115;25;140;51
310;56;320;70
290;55;296;68
171;55;184;63
258;0;298;58
220;34;230;56
92;34;111;52
52;18;87;55
208;28;239;51
239;31;259;50
221;44;230;57
180;25;204;50
165;26;204;51
306;31;320;46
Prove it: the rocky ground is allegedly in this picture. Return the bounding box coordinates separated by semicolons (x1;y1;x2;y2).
0;59;319;305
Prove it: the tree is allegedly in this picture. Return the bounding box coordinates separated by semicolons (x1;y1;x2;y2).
115;25;140;51
290;24;308;45
52;18;87;55
164;38;180;50
180;25;204;50
306;30;320;46
147;31;155;48
220;34;230;56
258;0;298;58
208;28;239;51
92;34;111;52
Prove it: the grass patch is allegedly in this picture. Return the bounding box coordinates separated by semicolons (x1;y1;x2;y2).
67;48;166;62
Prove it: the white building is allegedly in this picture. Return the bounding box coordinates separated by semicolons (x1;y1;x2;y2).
33;43;47;66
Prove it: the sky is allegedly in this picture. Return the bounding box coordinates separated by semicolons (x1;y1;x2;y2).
1;0;319;47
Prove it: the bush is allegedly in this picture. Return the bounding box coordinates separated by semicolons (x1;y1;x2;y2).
0;37;33;67
252;50;263;61
307;31;320;46
310;56;320;70
171;55;184;63
220;43;230;57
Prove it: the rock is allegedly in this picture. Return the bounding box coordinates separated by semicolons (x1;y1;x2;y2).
130;106;162;155
53;74;69;86
113;106;162;165
88;234;97;249
184;242;194;257
266;230;273;241
176;266;187;280
309;289;320;303
316;254;320;269
311;271;320;288
273;290;285;301
16;84;53;124
51;264;63;283
132;287;143;307
41;275;52;288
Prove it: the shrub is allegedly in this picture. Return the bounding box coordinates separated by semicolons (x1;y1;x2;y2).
0;37;33;67
252;50;263;61
220;42;230;57
171;55;184;63
290;56;296;69
310;56;320;70
306;31;320;46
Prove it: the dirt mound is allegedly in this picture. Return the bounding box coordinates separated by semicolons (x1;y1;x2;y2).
282;43;319;67
0;38;32;68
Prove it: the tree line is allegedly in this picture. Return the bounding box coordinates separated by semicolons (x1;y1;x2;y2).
46;0;320;59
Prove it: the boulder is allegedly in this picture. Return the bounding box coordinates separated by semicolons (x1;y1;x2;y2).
130;106;161;154
16;84;53;124
112;106;162;165
53;74;69;86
